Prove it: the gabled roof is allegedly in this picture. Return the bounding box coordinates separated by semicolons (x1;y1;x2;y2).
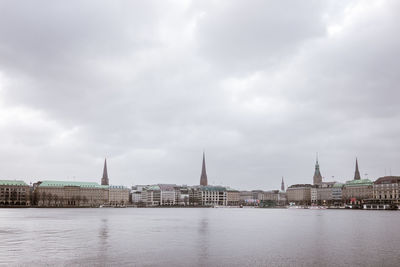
0;180;28;186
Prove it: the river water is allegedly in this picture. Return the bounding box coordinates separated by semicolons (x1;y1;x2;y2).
1;208;399;266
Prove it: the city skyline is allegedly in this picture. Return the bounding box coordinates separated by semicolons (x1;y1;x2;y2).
0;153;387;191
0;1;399;190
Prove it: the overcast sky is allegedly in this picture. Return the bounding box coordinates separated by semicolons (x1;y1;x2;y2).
0;0;399;190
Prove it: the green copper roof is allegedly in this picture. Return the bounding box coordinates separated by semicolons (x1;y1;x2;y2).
345;179;372;186
0;180;28;186
38;180;108;189
200;186;226;191
145;185;161;191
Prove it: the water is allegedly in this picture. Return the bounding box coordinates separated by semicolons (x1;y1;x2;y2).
1;208;399;266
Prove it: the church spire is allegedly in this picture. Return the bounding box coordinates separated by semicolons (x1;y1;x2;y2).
354;158;361;180
101;158;109;186
200;152;208;186
281;177;285;191
313;153;322;185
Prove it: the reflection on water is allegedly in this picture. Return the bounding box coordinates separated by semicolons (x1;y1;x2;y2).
97;218;109;262
197;211;209;266
0;208;400;266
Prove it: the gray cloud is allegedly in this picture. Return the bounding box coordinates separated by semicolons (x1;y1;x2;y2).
0;0;399;190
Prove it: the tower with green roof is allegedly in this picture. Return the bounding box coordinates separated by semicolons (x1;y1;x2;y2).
313;154;322;185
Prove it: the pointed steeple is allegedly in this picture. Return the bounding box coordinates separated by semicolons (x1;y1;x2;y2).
313;153;322;185
354;158;361;180
200;152;208;186
101;158;109;186
281;177;285;191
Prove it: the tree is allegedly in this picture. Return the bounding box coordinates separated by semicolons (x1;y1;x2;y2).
41;192;47;206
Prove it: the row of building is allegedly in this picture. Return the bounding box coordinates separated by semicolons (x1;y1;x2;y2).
0;160;130;207
286;158;400;209
1;154;399;209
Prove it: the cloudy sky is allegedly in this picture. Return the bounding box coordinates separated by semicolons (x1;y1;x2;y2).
0;0;399;190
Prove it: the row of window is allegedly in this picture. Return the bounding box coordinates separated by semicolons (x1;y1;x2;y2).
0;188;26;192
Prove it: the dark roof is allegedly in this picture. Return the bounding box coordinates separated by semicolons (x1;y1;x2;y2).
288;184;313;189
374;176;400;184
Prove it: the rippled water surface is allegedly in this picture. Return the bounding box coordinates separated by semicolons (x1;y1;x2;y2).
1;208;400;266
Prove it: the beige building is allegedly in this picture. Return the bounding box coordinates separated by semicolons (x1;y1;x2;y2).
227;189;240;206
287;184;312;205
190;186;227;206
0;180;30;206
34;181;108;207
109;185;130;206
342;179;373;204
312;182;335;205
159;184;177;205
372;176;400;205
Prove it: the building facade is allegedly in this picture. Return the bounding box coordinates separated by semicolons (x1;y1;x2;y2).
259;190;287;206
227;189;240;206
370;176;400;208
34;181;109;207
0;180;30;206
287;184;312;205
332;183;344;205
159;184;177;205
190;186;227;206
109;185;130;206
342;179;373;205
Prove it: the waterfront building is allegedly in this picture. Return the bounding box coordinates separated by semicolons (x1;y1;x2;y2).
0;180;30;206
313;156;323;185
159;184;177;205
109;185;130;206
200;152;208;186
371;176;400;208
144;185;161;206
130;189;142;204
176;185;189;206
101;158;109;186
342;179;373;205
239;190;259;205
259;190;287;206
130;185;148;206
190;186;227;206
226;189;240;206
34;181;108;207
311;186;317;203
313;182;335;205
287;184;312;205
332;183;344;205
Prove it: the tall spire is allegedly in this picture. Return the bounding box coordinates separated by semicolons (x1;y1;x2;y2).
354;158;361;180
281;177;285;191
313;153;322;185
101;158;109;186
200;152;208;186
